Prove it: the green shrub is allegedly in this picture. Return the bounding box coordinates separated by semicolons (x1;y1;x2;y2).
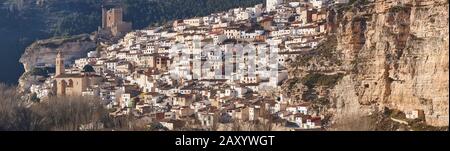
29;67;55;77
290;35;340;67
301;73;344;88
389;5;410;13
82;65;95;73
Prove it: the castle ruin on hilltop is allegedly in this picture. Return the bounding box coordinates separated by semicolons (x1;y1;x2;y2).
98;1;132;38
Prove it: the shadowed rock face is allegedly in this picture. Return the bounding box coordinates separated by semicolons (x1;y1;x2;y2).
284;0;449;127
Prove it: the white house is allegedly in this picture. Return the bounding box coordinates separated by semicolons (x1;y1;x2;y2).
405;109;424;120
334;0;349;4
184;18;203;27
310;0;327;9
106;60;118;72
266;0;283;12
197;112;215;129
224;27;241;39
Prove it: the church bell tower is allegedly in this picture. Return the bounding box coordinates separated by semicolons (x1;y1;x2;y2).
55;50;65;76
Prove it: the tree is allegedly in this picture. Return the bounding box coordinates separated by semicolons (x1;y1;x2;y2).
30;92;40;103
33;96;110;131
0;84;48;130
0;84;120;131
29;68;48;77
82;64;95;73
211;112;220;131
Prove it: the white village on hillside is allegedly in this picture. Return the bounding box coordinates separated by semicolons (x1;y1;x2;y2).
29;0;352;131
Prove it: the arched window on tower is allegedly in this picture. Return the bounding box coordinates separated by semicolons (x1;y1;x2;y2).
59;80;67;95
68;79;74;87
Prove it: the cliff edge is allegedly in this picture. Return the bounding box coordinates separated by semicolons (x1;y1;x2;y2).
283;0;449;128
18;34;96;93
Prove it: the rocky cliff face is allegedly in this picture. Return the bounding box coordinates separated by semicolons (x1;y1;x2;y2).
20;34;96;72
18;34;96;92
284;0;449;128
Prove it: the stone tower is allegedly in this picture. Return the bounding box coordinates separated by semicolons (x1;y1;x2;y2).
105;8;124;28
55;50;65;76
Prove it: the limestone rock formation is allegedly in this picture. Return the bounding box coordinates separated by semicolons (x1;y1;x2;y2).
18;34;96;93
284;0;449;127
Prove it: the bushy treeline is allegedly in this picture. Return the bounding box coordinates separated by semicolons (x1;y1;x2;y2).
0;83;131;131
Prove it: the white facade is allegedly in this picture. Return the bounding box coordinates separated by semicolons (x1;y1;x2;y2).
311;0;327;9
184;18;203;27
224;28;241;39
266;0;283;12
334;0;349;4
